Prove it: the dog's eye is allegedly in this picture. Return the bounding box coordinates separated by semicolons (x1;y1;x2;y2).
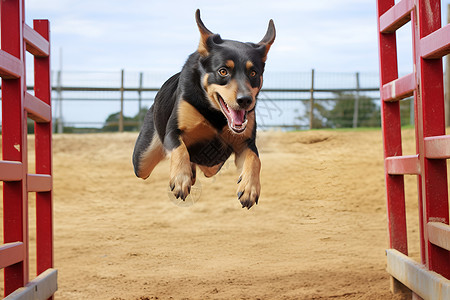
249;70;257;77
218;68;229;77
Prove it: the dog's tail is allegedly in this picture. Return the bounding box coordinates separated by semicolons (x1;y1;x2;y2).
132;105;166;179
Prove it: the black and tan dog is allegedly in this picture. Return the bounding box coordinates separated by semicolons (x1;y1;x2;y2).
132;10;275;209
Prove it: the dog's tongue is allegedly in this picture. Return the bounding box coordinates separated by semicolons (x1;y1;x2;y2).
229;108;246;125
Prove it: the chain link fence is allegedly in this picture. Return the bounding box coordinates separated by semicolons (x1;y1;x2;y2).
2;69;415;133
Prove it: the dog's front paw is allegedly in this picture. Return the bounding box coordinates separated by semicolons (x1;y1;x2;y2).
236;173;260;209
170;173;192;201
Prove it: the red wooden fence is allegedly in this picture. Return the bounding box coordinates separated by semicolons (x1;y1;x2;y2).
377;0;450;298
0;0;57;298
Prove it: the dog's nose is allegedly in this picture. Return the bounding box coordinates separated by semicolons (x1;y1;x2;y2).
236;96;252;109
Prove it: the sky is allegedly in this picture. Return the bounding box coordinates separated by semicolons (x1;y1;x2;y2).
24;0;450;75
18;0;450;128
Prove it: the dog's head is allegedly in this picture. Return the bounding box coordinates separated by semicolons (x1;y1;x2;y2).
195;9;275;134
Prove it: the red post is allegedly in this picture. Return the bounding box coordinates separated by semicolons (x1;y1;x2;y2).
1;0;29;295
413;0;450;278
33;19;54;277
409;4;427;267
376;0;408;256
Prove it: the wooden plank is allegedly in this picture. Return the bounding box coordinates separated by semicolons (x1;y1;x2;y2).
386;249;450;299
23;24;49;57
381;72;415;102
27;174;52;193
424;135;450;159
0;161;23;181
421;24;450;59
4;268;58;300
379;0;414;33
0;242;24;269
0;49;22;79
24;92;51;123
427;222;450;251
385;154;420;175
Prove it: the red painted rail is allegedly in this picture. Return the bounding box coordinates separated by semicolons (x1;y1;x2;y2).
0;0;57;298
377;0;450;299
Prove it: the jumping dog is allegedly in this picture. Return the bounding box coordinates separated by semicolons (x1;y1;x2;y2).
132;9;275;209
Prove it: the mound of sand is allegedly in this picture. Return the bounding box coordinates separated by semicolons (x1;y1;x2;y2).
7;129;424;299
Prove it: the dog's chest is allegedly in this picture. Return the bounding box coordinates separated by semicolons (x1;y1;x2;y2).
180;118;233;167
187;136;233;167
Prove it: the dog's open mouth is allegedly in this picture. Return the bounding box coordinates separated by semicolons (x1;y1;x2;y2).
217;93;248;133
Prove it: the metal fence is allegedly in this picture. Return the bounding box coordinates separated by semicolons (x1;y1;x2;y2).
3;69;403;132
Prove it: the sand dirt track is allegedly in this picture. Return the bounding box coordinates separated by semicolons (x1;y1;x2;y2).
16;129;425;299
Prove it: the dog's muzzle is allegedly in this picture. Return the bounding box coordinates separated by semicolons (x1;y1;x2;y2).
217;93;248;133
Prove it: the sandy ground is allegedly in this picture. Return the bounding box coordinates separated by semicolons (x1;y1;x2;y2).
5;129;424;299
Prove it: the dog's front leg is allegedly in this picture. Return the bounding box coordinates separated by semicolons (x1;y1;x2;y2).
164;122;193;200
168;140;193;200
235;145;261;209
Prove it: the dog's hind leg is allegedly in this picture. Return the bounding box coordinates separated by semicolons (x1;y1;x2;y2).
133;106;166;179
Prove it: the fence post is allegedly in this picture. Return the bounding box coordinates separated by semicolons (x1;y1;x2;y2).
119;69;124;132
56;70;63;133
353;72;360;128
138;72;143;127
309;69;315;129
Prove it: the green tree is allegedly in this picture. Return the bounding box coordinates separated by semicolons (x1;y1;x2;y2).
324;93;381;128
102;107;148;132
298;101;333;129
298;93;384;129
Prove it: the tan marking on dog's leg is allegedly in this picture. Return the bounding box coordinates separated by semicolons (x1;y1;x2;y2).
178;100;206;131
169;141;193;200
198;163;224;178
236;148;261;209
178;100;217;147
138;134;166;179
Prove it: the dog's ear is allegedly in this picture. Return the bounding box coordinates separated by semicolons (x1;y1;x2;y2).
195;9;222;56
256;20;276;62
